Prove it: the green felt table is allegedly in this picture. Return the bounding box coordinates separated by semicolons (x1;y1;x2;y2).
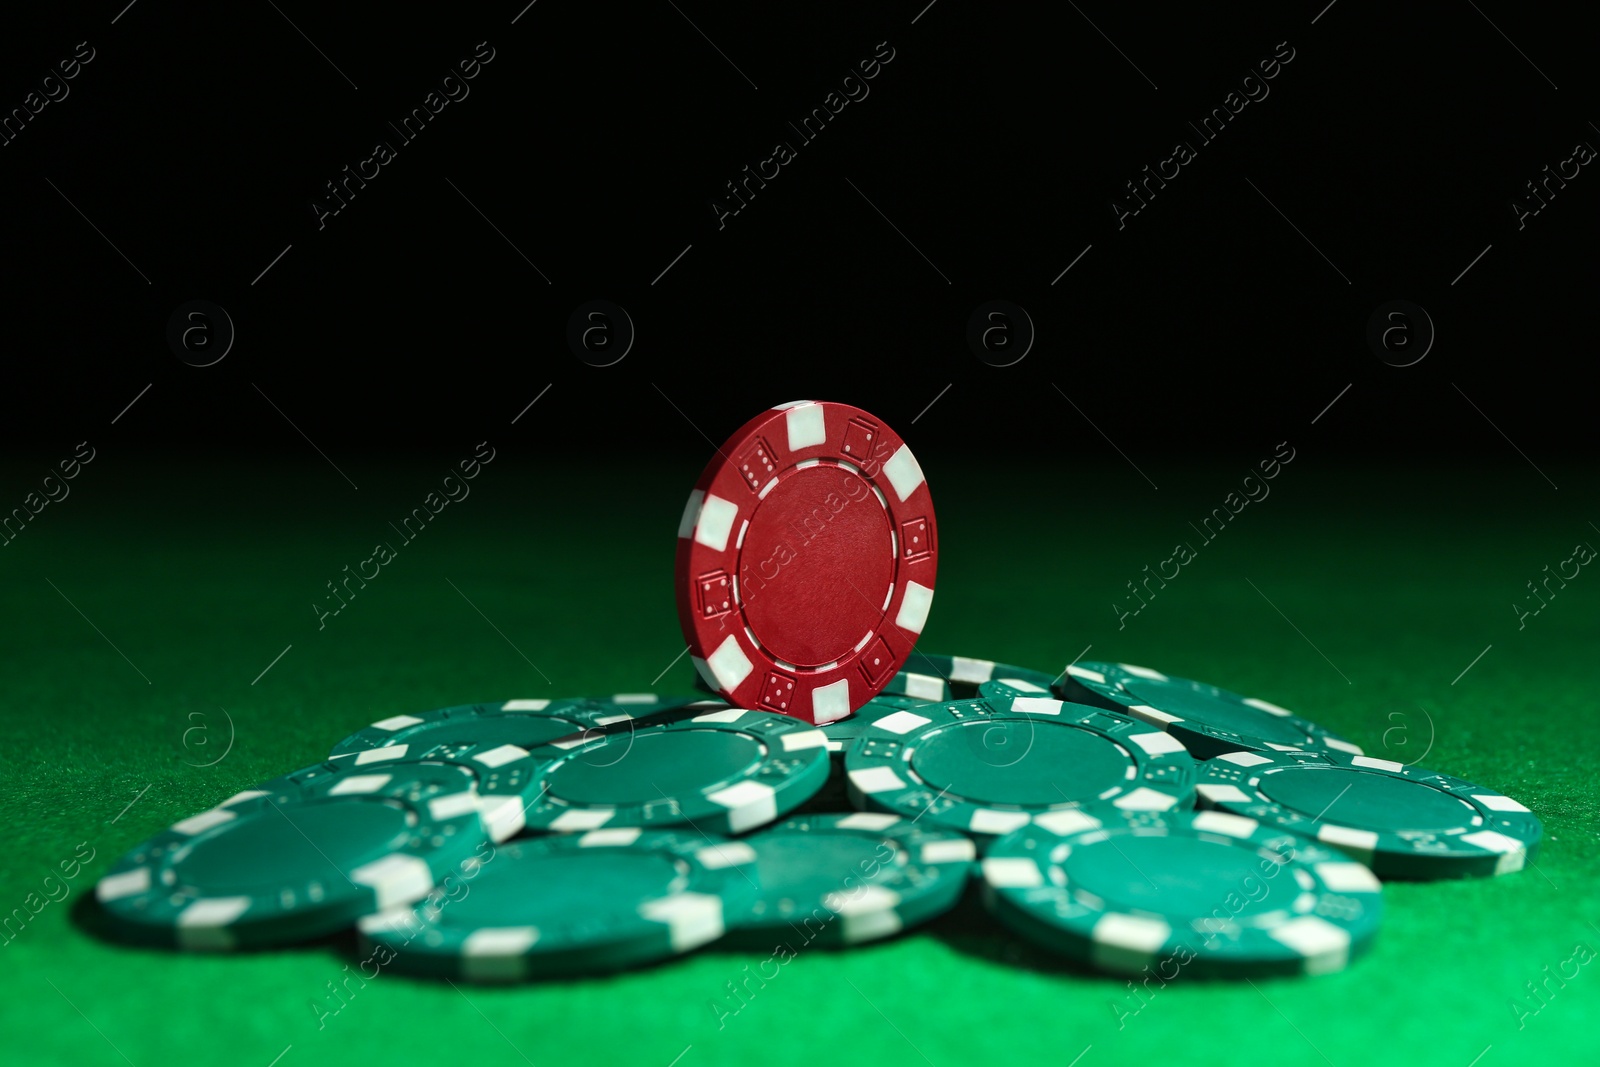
2;452;1596;1067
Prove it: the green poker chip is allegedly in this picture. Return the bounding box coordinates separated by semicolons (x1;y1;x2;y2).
328;694;707;761
1057;662;1363;759
1196;750;1543;879
981;808;1384;978
95;760;489;950
723;812;975;949
358;828;761;981
521;706;831;835
844;694;1197;839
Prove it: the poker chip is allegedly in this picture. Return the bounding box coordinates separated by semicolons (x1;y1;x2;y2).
519;706;831;835
358;828;760;981
328;694;700;760
723;812;975;950
1196;750;1543;879
844;694;1197;839
981;808;1384;977
676;400;938;724
1057;662;1363;759
95;760;489;950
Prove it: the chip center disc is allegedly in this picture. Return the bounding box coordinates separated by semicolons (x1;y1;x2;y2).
446;851;683;929
1121;679;1307;745
549;729;765;805
1257;767;1477;832
754;834;892;904
1065;835;1295;918
912;720;1131;806
179;800;412;888
406;715;584;751
739;465;892;667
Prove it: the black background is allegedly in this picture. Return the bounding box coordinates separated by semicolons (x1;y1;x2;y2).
1;1;1591;463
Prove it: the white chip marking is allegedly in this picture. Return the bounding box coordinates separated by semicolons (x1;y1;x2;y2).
1191;810;1258;838
1270;916;1350;973
921;838;978;863
708;780;777;833
1092;913;1170;972
428;791;480;821
613;693;659;705
1316;824;1379;861
351;854;434;909
997;678;1047;693
1216;751;1274;768
641;892;725;950
707;636;754;691
970;809;1031;835
477;796;526;841
780;728;829;751
581;827;642;846
694;493;739;552
473;743;531;769
550;808;615;832
1033;809;1102;836
355;745;407;765
895;581;934;634
848;766;905;795
677;489;705;539
1129;731;1187;756
1065;664;1107;684
811;679;852;724
881;444;926;502
500;699;552;712
1476;794;1531;813
1461;829;1527;856
900;673;945;701
982;857;1044;888
785;402;827;450
370;714;425;731
1242;697;1294;717
461;927;539;980
1324;736;1364;755
176;897;251;950
328;774;392;796
691;707;747;724
173;808;236;836
1116;664;1167;681
219;790;268;807
1112;787;1182;812
1127;703;1181;726
96;867;152;901
950;657;996;684
1010;697;1064;716
872;710;932;735
1196;783;1253;805
696;841;758;869
1315;861;1381;893
838;812;900;831
1351;755;1404;773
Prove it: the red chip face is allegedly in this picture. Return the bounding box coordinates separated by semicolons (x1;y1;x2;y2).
675;401;938;724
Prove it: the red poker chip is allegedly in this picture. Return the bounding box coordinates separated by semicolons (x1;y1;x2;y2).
675;401;938;724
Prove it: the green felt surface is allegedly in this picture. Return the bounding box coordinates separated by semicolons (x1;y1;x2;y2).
2;452;1597;1066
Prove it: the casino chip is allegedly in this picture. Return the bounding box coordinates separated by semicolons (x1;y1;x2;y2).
328;694;702;760
723;812;975;950
676;400;938;724
886;652;1061;704
821;693;939;759
981;808;1383;977
1057;662;1363;759
95;760;488;950
358;828;759;981
1196;750;1543;879
326;696;715;840
844;694;1196;839
519;706;830;834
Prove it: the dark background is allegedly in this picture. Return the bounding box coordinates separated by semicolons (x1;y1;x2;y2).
1;0;1591;467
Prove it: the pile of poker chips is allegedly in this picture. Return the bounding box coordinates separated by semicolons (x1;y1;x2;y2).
93;401;1544;980
92;657;1544;981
